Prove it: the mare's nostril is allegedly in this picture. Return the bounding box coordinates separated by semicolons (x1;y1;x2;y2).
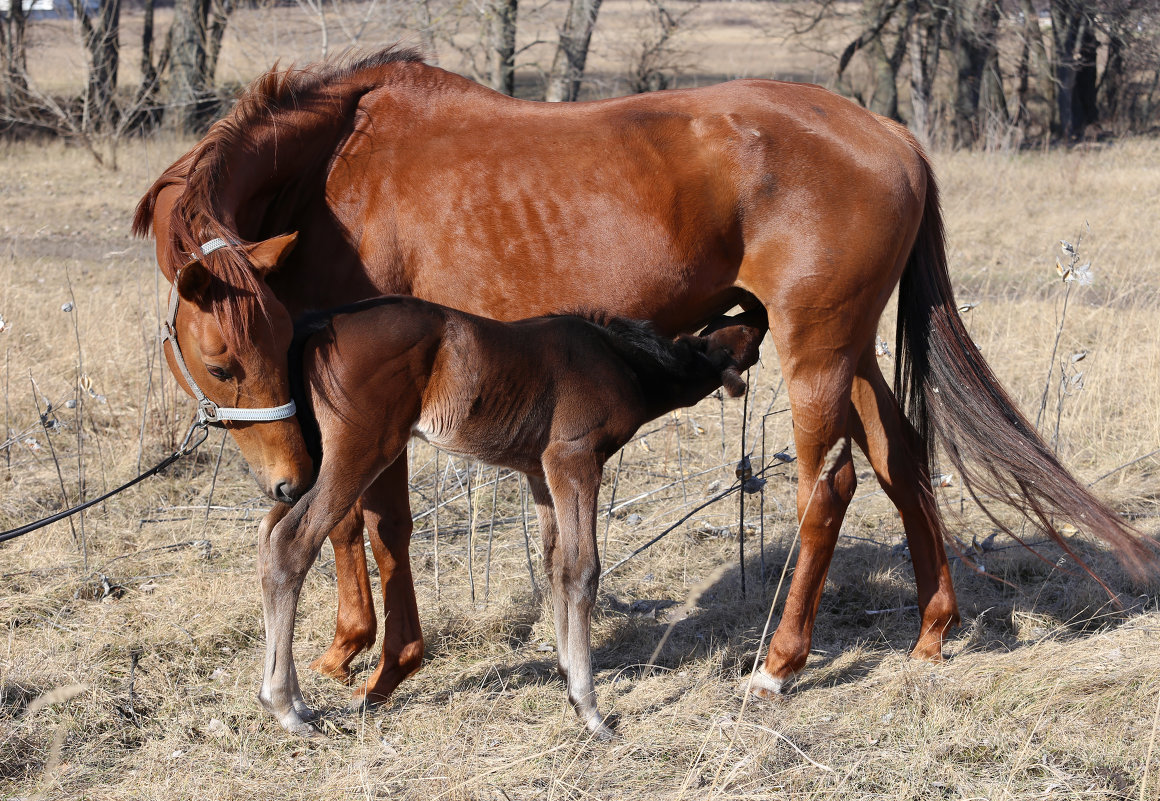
274;481;299;504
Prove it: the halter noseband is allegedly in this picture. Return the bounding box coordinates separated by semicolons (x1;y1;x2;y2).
162;239;297;427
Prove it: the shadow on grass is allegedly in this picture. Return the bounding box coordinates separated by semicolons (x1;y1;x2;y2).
380;530;1157;709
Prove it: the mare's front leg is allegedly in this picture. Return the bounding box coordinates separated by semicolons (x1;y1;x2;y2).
351;457;425;707
258;465;370;736
310;502;378;682
539;446;613;739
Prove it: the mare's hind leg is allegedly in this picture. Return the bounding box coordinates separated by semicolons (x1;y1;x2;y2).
848;346;960;659
310;502;378;682
538;447;612;739
350;458;424;707
748;323;859;697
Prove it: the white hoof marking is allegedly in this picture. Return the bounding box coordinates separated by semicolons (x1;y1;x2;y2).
746;666;786;696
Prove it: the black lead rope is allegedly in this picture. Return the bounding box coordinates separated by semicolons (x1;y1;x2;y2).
0;421;211;545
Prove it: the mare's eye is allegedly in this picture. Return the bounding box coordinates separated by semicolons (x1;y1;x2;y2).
206;365;232;381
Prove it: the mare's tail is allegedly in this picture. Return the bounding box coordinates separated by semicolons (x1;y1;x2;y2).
895;156;1156;585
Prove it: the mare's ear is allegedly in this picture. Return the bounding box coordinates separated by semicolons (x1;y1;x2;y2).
247;232;299;276
177;261;213;307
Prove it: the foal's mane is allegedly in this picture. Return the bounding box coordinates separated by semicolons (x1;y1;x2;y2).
132;47;424;354
555;311;715;385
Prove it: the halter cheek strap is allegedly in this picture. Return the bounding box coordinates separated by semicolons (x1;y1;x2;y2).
162;239;297;427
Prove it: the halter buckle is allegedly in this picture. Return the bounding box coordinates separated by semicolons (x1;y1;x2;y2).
198;398;222;424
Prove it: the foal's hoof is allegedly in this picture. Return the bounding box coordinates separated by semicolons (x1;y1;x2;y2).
280;712;324;738
293;698;320;722
743;666;788;700
263;696;324;738
584;712;618;742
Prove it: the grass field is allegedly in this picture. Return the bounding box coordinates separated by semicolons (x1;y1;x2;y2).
3;18;1160;800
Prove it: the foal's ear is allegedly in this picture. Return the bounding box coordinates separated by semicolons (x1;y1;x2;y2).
247;232;299;276
177;261;213;307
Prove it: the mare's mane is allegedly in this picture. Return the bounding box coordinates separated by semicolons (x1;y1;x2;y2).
132;47;424;354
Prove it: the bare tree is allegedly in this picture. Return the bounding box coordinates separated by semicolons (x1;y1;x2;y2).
836;0;910;120
487;0;519;95
67;0;121;132
546;0;603;101
626;0;699;94
1;0;29;117
169;0;232;133
1014;0;1055;139
907;0;946;146
950;0;1004;147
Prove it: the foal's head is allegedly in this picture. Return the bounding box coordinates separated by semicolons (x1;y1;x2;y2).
684;308;768;397
164;233;313;503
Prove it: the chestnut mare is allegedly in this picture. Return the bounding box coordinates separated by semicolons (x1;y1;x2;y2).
255;299;764;736
134;48;1151;729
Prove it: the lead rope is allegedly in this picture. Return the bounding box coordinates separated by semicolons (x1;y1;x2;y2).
0;419;210;545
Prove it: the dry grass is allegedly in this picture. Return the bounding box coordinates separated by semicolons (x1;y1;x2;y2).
2;89;1160;801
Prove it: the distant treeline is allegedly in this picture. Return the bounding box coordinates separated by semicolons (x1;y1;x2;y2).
1;0;1158;152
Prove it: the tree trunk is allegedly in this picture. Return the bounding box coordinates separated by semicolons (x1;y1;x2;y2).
66;0;120;132
87;0;120;131
170;0;209;133
1015;0;1053;138
1073;20;1098;133
141;0;156;90
205;0;231;87
950;0;1000;148
546;0;603;101
867;28;899;119
979;42;1008;130
1;0;30;121
907;0;945;147
487;0;518;96
1098;33;1125;131
1050;0;1086;141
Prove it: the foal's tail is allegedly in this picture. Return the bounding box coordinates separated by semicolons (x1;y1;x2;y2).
895;155;1156;586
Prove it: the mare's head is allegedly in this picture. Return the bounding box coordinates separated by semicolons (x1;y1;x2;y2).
164;233;314;503
684;308;768;397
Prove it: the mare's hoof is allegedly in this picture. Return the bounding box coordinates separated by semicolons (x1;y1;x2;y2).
909;641;946;663
342;696;374;716
744;666;788;699
309;653;354;684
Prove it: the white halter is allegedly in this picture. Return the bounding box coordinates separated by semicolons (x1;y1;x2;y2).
162;239;297;426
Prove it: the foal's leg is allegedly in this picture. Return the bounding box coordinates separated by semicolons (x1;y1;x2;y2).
258;503;314;719
310;502;378;682
527;475;571;682
351;458;425;707
539;447;612;738
258;461;376;736
848;346;960;660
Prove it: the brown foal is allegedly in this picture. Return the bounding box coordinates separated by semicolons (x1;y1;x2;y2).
256;299;766;737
